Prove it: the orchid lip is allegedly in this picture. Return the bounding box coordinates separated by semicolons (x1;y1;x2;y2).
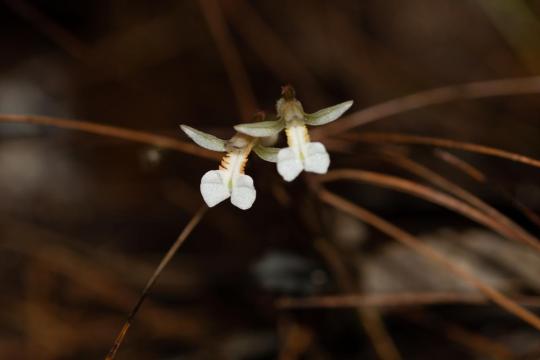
276;122;330;181
200;148;256;210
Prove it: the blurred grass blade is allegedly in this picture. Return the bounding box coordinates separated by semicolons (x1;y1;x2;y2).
0;114;220;160
351;132;540;169
106;206;207;360
476;0;540;73
197;0;257;120
435;150;540;230
433;150;486;182
320;169;540;252
316;188;540;332
312;76;540;139
278;291;540;309
381;150;540;251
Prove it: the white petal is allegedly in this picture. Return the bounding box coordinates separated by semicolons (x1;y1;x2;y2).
233;119;285;137
200;170;230;207
253;144;280;163
305;100;353;126
277;147;303;182
231;174;256;210
304;142;330;174
180;125;227;152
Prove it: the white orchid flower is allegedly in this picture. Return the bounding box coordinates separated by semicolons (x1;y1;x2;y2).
180;125;257;210
234;86;353;182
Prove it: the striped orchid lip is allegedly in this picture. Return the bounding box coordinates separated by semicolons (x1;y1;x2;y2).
180;126;257;210
277;119;330;182
201;136;256;210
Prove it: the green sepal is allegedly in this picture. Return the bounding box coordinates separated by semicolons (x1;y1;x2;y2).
305;100;353;126
234;118;285;137
253;144;280;163
180;125;227;152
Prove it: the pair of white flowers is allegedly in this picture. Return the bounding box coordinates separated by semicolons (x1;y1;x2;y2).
181;87;353;210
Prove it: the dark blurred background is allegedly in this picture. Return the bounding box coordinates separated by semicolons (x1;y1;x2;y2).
2;0;540;359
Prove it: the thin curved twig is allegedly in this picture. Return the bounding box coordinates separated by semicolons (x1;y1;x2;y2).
0;114;220;161
106;206;207;360
316;189;540;332
314;235;402;360
277;291;540;309
381;150;540;250
198;0;257;121
320;169;540;252
312;76;540;139
225;0;326;105
435;150;540;230
349;132;540;169
433;150;486;182
4;0;90;61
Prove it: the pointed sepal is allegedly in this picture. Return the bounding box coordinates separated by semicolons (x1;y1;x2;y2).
253;144;280;163
305;100;353;126
180;125;227;152
234;118;285;137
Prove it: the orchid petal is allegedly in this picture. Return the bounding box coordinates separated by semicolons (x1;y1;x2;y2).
234;119;285;137
253;144;280;163
200;170;230;207
304;142;330;174
277;147;303;182
305;100;353;126
231;174;256;210
180;125;227;152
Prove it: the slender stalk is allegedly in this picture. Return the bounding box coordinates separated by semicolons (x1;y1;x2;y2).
4;0;90;61
0;114;219;161
198;0;257;121
320;169;540;252
381;150;540;251
349;132;540;169
225;0;326;105
105;206;207;360
314;240;402;360
312;76;540;138
435;149;540;230
278;291;540;309
316;189;540;332
433;150;486;182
